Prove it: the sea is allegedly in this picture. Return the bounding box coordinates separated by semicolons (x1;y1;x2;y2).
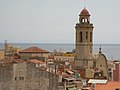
0;43;120;60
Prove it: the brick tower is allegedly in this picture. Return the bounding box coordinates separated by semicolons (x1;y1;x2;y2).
75;8;94;69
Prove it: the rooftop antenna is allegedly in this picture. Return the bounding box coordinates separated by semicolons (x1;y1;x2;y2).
4;40;8;59
84;0;87;8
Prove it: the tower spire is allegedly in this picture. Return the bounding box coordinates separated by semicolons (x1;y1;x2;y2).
4;40;8;49
99;45;102;54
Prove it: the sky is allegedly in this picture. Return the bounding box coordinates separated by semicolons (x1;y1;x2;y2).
0;0;120;44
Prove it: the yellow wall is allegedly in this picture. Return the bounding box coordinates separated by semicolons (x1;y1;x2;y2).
0;51;4;59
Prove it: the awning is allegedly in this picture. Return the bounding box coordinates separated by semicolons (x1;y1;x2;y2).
66;70;74;74
67;87;76;90
64;77;76;81
88;79;108;84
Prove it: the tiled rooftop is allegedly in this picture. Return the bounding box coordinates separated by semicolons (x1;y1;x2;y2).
0;59;24;66
90;81;120;90
27;59;45;64
19;46;49;53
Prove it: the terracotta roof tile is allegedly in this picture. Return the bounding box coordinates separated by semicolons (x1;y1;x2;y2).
0;59;24;66
80;7;90;15
19;46;49;53
94;81;120;90
27;59;45;64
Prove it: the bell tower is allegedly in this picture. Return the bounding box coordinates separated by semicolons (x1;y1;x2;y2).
75;8;94;69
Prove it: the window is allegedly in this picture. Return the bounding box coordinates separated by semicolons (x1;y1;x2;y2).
115;88;120;90
108;68;111;71
15;77;17;80
19;77;24;80
90;32;92;42
85;19;88;22
86;31;88;39
81;18;85;23
80;32;82;42
90;49;92;53
36;64;39;67
100;65;102;67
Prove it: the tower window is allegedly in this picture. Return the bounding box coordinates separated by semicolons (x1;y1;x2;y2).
81;18;85;23
80;32;82;42
90;49;92;53
90;32;92;42
86;31;88;39
85;19;88;23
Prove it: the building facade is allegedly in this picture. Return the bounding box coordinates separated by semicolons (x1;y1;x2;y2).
19;46;49;61
0;50;4;59
108;61;120;81
0;59;59;90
